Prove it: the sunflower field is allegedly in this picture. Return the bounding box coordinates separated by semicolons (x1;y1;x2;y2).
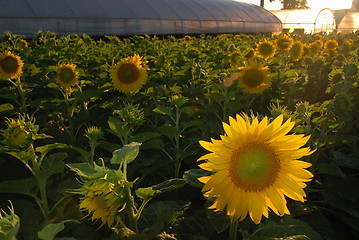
0;31;359;240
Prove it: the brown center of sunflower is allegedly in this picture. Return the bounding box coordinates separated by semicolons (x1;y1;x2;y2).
117;63;139;84
1;56;19;74
59;68;75;83
229;143;280;192
242;68;265;88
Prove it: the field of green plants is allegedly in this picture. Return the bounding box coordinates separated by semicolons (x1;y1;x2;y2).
0;31;359;240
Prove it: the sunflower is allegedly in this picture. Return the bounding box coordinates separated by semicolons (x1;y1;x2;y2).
341;39;354;54
79;180;121;227
302;43;311;57
110;54;148;93
228;52;241;67
0;52;24;79
197;114;314;224
237;59;271;94
256;40;276;60
309;40;323;56
290;41;304;61
56;63;79;88
2;119;29;148
324;39;338;50
275;35;294;51
244;48;256;60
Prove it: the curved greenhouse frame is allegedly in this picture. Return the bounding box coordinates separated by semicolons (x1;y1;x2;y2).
0;0;282;37
271;8;335;34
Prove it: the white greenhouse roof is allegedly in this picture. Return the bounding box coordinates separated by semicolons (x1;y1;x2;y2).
338;12;359;33
271;8;335;34
0;0;282;36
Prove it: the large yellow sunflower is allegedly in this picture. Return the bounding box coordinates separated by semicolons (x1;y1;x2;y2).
237;59;271;94
290;41;304;61
198;114;314;224
309;40;323;56
256;40;276;60
110;54;148;93
275;35;294;51
0;52;24;79
57;63;79;88
79;180;121;227
324;39;338;50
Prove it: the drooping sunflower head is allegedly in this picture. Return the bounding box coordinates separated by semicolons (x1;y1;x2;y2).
0;52;24;80
197;114;314;224
237;59;271;94
256;40;276;59
79;179;122;227
290;41;304;61
56;63;79;88
244;48;256;60
228;52;241;67
309;40;323;56
324;39;339;50
110;54;148;93
275;35;294;51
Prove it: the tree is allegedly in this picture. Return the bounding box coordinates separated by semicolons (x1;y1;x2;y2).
263;0;308;9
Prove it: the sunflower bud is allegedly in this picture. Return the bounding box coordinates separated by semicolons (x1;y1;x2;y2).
1;118;34;149
85;126;103;146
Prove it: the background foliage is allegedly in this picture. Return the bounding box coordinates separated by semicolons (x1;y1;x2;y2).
0;31;359;239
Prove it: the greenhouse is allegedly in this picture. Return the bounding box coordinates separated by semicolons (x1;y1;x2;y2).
0;0;282;37
271;8;336;34
337;12;359;33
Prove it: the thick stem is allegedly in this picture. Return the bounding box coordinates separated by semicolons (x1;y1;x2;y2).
229;220;239;240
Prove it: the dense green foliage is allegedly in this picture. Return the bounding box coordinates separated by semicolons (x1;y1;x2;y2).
0;31;359;239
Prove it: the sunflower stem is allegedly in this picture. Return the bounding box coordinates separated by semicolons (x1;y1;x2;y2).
229;220;239;240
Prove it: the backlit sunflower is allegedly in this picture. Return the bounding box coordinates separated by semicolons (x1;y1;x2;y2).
79;180;121;227
0;52;23;79
324;39;338;50
302;43;311;57
57;63;79;88
275;35;294;51
110;54;148;93
256;40;276;60
237;59;271;94
309;40;323;56
341;39;354;54
198;114;314;224
244;48;256;60
290;41;304;61
228;52;241;67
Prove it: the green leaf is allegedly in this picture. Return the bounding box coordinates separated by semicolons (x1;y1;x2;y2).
66;163;96;178
157;125;179;140
0;177;37;195
39;152;67;180
131;131;162;143
111;142;141;165
38;220;79;240
153;106;173;116
107;116;128;138
249;216;323;240
183;169;211;188
317;163;345;177
152;178;186;192
207;208;230;234
35;143;67;157
0;103;14;112
135;187;160;200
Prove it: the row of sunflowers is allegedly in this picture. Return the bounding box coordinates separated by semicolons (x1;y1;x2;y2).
0;31;359;240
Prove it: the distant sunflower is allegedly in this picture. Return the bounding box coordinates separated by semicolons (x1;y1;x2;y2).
184;35;193;41
0;52;24;79
325;49;338;60
341;39;354;54
198;114;314;224
256;40;276;60
110;54;148;93
324;39;338;50
57;63;79;88
290;41;304;61
228;52;241;67
302;43;311;57
79;180;121;227
244;48;256;60
275;35;294;51
237;59;271;94
309;40;323;56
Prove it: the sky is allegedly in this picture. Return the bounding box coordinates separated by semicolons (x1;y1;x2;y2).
237;0;353;10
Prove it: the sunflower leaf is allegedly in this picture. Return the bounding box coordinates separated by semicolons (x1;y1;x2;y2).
111;142;141;165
